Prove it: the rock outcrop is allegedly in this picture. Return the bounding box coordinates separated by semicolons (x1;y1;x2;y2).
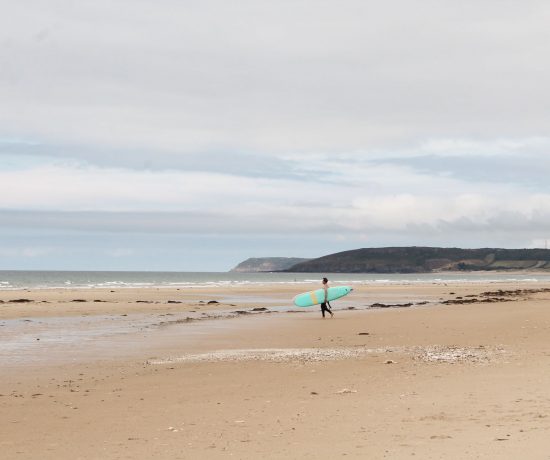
230;257;310;273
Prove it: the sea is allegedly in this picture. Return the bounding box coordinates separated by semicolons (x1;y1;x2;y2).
2;270;550;290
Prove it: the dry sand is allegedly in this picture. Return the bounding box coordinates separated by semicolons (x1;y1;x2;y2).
2;282;550;459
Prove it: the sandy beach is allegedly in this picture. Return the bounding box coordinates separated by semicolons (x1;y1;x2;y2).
2;281;550;459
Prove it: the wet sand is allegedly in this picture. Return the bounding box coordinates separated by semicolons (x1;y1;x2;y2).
2;282;550;459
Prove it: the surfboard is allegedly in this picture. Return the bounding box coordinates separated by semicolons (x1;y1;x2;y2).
293;286;353;307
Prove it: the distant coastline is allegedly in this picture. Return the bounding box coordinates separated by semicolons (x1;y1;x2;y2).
230;257;310;273
233;247;550;274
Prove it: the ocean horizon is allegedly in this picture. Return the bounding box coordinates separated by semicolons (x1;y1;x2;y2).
2;269;550;290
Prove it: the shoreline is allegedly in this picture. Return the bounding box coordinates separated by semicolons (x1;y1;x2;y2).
2;281;549;370
1;278;549;318
2;270;550;292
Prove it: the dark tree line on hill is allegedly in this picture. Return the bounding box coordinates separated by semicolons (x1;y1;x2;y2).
283;247;550;273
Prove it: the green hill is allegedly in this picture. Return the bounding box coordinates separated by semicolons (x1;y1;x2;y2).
285;247;550;273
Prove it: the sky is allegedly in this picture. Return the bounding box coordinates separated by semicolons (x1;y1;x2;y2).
1;0;550;271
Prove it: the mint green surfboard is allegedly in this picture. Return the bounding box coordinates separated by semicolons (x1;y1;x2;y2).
293;286;353;307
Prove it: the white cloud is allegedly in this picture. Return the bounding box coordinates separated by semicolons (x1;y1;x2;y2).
0;162;336;212
107;248;135;258
2;1;550;267
392;137;550;158
2;1;550;153
0;246;54;258
1;154;550;239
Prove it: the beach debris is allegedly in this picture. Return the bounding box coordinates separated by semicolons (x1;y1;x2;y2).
358;332;369;335
207;300;219;304
251;307;268;312
414;345;504;364
440;288;550;306
167;300;182;304
310;391;318;395
158;317;196;327
71;299;86;302
370;302;413;309
234;420;245;424
8;299;32;303
146;347;400;365
147;344;506;366
481;288;550;297
336;388;357;394
93;299;106;302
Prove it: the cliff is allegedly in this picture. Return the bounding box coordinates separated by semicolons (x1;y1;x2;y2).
230;257;311;273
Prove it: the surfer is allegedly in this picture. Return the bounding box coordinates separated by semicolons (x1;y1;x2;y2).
321;277;334;318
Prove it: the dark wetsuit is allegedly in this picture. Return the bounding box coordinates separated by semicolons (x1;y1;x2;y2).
320;301;333;318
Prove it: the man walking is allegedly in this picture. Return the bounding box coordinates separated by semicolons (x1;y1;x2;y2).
320;277;334;318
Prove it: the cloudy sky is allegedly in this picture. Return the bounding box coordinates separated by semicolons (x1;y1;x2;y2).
1;1;550;271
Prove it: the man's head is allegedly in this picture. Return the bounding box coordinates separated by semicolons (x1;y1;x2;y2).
322;277;328;284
